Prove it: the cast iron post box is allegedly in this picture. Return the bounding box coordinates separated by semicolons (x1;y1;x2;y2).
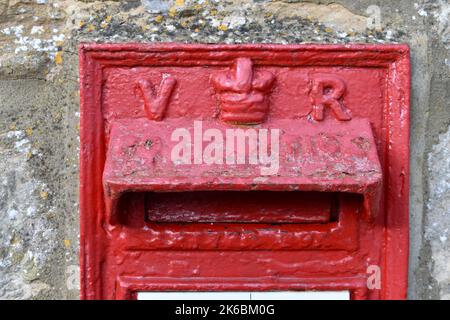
79;44;410;300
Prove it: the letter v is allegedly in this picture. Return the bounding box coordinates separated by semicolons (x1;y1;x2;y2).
138;74;177;121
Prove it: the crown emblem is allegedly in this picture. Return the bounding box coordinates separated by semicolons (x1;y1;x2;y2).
211;58;275;124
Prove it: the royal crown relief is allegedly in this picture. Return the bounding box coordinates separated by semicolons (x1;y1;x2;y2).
136;57;352;124
211;58;275;124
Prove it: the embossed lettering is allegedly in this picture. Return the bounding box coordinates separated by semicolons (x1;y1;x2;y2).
137;74;177;121
310;74;351;121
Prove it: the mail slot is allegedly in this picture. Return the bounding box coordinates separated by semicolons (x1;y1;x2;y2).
80;43;410;300
144;191;337;224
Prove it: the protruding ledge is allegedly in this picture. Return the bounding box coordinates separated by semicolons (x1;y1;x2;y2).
103;118;382;225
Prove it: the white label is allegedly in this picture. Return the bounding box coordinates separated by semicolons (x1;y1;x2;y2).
137;291;350;300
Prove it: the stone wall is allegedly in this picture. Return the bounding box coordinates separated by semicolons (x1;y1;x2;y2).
0;0;448;299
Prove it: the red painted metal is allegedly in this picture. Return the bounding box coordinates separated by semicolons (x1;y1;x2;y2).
144;191;334;224
211;57;275;124
79;43;410;300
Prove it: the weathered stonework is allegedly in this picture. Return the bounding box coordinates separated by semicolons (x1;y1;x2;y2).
0;0;448;299
426;126;450;300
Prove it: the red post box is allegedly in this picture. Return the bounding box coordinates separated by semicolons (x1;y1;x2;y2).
79;44;410;300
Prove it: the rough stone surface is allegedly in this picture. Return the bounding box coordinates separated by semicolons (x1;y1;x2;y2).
0;0;448;299
426;126;450;300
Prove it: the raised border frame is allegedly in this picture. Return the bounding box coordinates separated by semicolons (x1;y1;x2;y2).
79;43;410;300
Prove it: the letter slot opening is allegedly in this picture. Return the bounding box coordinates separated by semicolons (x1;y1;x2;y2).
103;118;382;225
144;191;342;224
